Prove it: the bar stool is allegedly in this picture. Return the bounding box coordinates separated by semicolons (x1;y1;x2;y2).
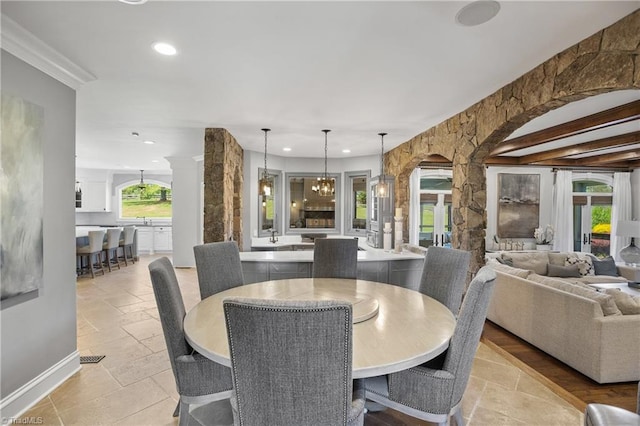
102;228;122;272
76;230;106;278
119;226;136;266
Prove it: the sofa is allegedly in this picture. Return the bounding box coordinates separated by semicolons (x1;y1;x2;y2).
486;251;640;384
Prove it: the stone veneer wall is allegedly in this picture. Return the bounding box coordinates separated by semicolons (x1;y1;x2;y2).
203;128;244;249
385;10;640;278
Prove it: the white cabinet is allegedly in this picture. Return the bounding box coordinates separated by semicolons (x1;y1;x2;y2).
76;181;109;212
154;227;172;252
136;227;154;254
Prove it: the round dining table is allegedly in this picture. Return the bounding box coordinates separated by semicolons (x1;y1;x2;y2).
183;278;456;379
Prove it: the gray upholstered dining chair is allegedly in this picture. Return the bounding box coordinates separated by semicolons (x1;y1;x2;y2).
102;228;122;272
364;266;496;426
585;381;639;426
118;225;136;266
223;298;366;426
148;257;233;426
193;241;245;300
312;237;359;279
76;230;106;278
419;246;471;316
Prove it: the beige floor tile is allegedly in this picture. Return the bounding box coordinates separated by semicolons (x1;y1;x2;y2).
57;378;168;425
151;369;180;401
469;405;528;425
470;357;521;390
77;326;130;351
476;382;583;425
108;350;171;387
16;397;63;426
141;334;169;353
122;318;163;341
118;300;160;314
50;365;122;412
114;398;178;426
104;293;145;308
88;310;154;331
85;334;154;370
475;341;512;366
77;315;98;337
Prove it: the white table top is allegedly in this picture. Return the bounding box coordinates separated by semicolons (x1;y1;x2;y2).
183;278;456;379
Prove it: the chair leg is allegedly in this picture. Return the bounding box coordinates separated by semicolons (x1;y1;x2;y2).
89;253;95;279
178;399;190;426
453;406;464;426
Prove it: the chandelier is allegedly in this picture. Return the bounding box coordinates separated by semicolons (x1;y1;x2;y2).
377;132;389;198
258;128;273;197
138;170;146;190
312;129;335;197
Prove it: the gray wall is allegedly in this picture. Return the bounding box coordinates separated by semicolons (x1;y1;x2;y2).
1;51;78;407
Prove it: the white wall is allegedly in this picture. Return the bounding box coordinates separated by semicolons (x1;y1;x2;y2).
1;50;79;417
485;166;556;250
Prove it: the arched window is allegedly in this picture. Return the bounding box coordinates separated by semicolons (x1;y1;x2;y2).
417;169;452;248
118;182;172;220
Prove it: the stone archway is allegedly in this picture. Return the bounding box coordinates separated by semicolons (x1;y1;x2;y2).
386;10;639;277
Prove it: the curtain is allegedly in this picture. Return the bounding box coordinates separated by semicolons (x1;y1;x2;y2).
610;172;632;262
552;170;573;252
408;168;420;245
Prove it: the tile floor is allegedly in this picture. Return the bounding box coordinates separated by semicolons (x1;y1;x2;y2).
22;255;584;425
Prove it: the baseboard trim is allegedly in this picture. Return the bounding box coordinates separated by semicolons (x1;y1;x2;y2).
0;351;81;419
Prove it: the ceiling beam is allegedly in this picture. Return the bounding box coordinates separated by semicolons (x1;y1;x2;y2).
577;149;640;165
519;131;640;164
490;100;640;155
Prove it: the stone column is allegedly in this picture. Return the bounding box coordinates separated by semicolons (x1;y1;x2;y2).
203;128;244;249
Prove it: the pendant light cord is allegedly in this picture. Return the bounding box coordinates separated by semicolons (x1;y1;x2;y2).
262;128;270;178
322;129;330;180
379;132;387;181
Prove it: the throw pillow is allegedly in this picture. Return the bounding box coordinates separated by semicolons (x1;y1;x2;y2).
486;258;531;279
548;264;581;278
503;252;548;275
496;256;513;266
565;254;595;276
604;289;640;315
591;256;618;277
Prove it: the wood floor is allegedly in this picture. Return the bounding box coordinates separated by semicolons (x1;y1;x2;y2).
481;320;638;413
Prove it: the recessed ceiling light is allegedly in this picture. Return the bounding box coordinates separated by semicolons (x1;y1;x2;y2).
283;147;292;152
152;42;177;56
455;1;500;27
119;0;147;5
342;149;351;154
143;140;155;145
151;160;159;163
131;131;139;137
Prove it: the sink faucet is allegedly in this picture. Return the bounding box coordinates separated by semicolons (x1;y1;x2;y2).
269;229;278;244
137;216;148;225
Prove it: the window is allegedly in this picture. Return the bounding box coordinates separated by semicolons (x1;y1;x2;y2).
258;170;281;237
120;183;172;219
417;171;452;248
572;177;613;257
286;173;341;234
344;171;369;236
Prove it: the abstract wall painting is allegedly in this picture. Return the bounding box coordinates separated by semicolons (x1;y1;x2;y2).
1;94;44;309
497;173;540;239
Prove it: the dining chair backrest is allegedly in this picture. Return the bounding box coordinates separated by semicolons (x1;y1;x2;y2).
105;228;121;249
193;241;244;300
419;246;471;316
312;238;359;279
223;298;356;426
87;230;106;253
148;257;191;384
122;226;135;245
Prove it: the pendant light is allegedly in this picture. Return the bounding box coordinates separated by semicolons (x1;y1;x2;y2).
377;132;389;198
259;128;273;197
312;129;335;197
138;170;146;190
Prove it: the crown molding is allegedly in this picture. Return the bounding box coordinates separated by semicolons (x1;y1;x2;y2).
1;14;96;89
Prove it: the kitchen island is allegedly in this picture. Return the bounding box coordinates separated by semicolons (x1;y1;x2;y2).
240;249;425;289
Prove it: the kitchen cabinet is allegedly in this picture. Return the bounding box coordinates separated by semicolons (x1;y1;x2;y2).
153;227;172;252
76;181;109;212
136;227;154;254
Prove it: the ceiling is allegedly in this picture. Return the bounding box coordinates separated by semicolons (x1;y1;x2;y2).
1;1;638;173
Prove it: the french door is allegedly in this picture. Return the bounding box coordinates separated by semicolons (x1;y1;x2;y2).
573;196;612;256
419;193;451;248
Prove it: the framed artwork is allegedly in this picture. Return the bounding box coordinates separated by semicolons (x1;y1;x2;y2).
497;173;540;238
1;94;44;309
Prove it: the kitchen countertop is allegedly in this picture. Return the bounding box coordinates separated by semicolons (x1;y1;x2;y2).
240;250;424;263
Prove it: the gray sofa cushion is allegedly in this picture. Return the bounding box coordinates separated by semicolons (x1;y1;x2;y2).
548;264;581;278
502;252;548;275
591;256;619;277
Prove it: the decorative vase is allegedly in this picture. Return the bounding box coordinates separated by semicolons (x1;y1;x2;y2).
536;244;551;251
